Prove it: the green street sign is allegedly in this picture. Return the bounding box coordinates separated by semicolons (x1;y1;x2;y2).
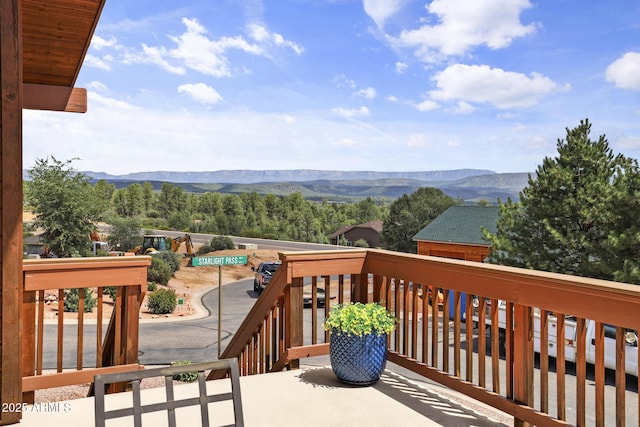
192;255;248;267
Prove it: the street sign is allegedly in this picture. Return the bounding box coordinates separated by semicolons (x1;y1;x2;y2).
192;255;248;267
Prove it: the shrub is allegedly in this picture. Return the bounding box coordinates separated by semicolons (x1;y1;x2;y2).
147;288;177;314
147;282;158;292
196;235;235;255
171;360;198;383
103;286;117;301
353;239;370;248
64;288;97;313
147;257;172;286
153;250;181;274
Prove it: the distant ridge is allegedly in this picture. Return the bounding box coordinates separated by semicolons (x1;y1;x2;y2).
22;168;532;202
78;169;496;184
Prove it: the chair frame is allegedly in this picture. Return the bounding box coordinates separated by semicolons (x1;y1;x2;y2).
94;358;244;427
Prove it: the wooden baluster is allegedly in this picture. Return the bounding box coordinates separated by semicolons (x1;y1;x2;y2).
477;297;486;388
57;289;65;373
614;327;625;427
575;318;586;427
97;287;103;368
77;288;85;371
441;289;450;374
423;284;430;365
556;313;566;421
539;309;548;414
490;298;500;394
453;291;461;377
465;295;473;382
513;304;533;427
594;322;605;427
311;276;317;345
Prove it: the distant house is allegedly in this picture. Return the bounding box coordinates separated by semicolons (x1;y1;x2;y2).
24;233;46;257
413;206;499;262
330;220;384;248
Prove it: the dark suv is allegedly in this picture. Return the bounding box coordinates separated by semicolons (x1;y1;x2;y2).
252;261;281;294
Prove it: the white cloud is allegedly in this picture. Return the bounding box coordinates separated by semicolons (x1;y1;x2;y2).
354;87;377;99
386;95;399;102
454;101;474;114
395;61;408;74
390;0;536;63
331;106;371;118
91;35;118;50
87;81;108;92
430;64;567;109
246;23;304;55
332;74;356;89
605;52;640;90
363;0;405;29
84;54;112;71
178;83;223;105
415;99;439;112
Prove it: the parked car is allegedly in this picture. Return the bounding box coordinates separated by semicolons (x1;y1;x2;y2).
252;261;281;294
303;287;336;308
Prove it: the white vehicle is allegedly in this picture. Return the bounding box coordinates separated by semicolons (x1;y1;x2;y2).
474;299;638;376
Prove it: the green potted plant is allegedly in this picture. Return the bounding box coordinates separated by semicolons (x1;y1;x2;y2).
324;301;397;386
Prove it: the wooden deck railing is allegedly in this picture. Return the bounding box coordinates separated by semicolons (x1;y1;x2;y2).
214;249;640;426
21;256;151;402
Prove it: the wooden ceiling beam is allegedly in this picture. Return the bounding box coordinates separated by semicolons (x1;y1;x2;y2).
23;83;87;113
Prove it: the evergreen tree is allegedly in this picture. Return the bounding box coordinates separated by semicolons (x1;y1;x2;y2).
381;187;458;253
485;119;640;283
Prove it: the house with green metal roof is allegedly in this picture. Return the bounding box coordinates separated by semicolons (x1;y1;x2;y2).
413;205;499;262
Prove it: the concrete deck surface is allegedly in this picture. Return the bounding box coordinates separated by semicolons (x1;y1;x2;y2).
19;366;510;426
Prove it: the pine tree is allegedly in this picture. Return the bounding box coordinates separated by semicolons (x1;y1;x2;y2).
485;119;640;283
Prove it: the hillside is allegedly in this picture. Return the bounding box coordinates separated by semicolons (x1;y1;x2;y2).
75;168;496;184
23;168;532;202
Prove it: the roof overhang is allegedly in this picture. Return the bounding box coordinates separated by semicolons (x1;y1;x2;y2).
22;0;106;113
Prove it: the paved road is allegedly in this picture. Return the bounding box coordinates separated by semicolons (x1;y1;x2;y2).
41;279;258;368
152;230;355;252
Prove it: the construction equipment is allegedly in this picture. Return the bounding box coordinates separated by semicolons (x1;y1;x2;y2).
132;234;195;257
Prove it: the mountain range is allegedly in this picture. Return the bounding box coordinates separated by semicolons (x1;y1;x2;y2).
24;168;533;202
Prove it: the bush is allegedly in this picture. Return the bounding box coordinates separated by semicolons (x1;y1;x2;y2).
196;235;235;255
171;360;198;383
64;288;97;313
147;257;172;286
147;282;158;292
103;286;117;301
153;250;181;274
147;288;177;314
353;239;370;248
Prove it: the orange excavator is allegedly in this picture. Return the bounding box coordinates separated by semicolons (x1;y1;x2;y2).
132;234;195;257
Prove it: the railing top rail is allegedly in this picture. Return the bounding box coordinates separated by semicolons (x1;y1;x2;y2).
23;256;152;272
23;256;152;292
279;250;367;280
364;248;640;329
364;248;640;296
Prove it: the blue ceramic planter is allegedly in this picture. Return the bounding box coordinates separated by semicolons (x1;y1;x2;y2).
329;332;388;386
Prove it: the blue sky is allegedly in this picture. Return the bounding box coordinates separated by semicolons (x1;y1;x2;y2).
23;0;640;175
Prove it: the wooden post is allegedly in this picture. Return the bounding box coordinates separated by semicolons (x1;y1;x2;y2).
287;277;304;369
512;304;533;427
0;0;24;423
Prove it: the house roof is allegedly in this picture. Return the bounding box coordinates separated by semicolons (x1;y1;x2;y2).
413;206;499;246
330;221;384;238
22;0;106;112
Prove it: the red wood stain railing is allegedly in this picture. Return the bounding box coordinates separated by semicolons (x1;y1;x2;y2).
215;249;640;426
21;256;151;401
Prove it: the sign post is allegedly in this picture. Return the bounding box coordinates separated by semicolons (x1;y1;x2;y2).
192;255;249;358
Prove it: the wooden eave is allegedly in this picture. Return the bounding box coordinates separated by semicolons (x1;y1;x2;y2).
21;0;106;112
